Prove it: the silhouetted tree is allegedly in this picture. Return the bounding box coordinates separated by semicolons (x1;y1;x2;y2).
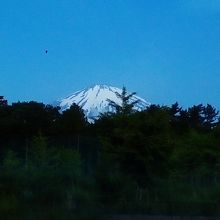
10;101;60;136
169;102;183;132
203;104;219;130
107;86;139;115
0;96;7;106
0;97;11;138
170;102;182;121
59;103;87;135
188;104;204;130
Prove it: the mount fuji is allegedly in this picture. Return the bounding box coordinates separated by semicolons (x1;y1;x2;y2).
55;85;150;122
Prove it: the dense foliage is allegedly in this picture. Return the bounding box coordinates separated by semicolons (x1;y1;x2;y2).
0;93;220;218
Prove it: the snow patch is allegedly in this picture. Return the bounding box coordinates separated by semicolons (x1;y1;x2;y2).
56;85;150;122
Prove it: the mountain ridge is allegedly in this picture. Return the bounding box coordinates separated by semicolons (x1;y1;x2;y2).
56;85;150;122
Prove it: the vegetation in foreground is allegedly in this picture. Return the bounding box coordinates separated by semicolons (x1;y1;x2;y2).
0;90;220;218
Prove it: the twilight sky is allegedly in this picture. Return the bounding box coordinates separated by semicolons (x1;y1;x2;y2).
1;0;220;109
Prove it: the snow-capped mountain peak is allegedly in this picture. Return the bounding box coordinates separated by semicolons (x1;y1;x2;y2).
56;85;150;122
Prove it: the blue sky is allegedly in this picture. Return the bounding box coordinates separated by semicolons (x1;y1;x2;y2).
1;0;220;109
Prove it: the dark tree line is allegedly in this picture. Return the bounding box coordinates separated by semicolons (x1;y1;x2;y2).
0;92;220;217
0;98;87;139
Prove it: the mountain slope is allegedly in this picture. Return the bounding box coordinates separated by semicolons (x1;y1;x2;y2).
56;85;150;122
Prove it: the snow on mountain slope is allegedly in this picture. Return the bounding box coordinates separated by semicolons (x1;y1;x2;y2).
56;85;150;122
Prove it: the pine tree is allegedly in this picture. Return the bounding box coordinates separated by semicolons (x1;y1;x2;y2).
107;86;139;115
203;104;219;129
188;104;204;129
